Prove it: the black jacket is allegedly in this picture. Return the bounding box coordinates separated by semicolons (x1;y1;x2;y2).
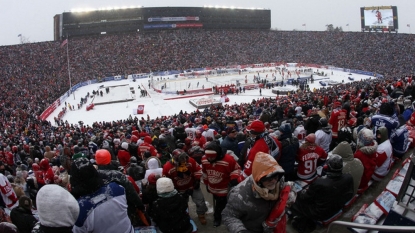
220;136;239;157
304;114;321;134
292;173;354;220
10;206;37;233
150;193;193;233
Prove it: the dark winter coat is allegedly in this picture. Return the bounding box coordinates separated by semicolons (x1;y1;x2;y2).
150;193;193;233
10;206;37;233
278;134;299;179
220;136;239;157
31;222;73;233
128;143;139;159
292;173;354;221
222;176;276;233
304;114;321;134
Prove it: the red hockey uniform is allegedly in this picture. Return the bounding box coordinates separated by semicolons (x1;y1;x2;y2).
238;135;281;182
201;154;241;196
296;145;327;180
163;157;202;193
329;109;347;138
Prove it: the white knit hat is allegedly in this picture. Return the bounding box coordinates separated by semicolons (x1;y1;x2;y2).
121;142;129;150
156;177;174;194
36;184;79;227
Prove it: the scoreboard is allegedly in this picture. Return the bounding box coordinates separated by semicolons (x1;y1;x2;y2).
54;7;271;40
360;6;398;32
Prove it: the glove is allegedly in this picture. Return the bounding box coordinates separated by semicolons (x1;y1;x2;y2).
229;179;238;188
193;179;200;190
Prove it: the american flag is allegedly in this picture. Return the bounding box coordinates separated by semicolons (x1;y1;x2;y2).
60;39;68;48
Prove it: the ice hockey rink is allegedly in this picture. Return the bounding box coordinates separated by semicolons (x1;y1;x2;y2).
46;66;374;126
44;65;396;233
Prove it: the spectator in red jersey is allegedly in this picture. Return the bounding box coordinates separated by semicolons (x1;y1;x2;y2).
202;141;241;227
0;161;18;209
193;130;207;149
296;133;327;181
238;120;281;182
163;149;208;225
329;101;348;150
38;158;55;185
138;136;158;160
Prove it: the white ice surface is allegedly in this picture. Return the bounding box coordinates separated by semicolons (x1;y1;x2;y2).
46;67;373;126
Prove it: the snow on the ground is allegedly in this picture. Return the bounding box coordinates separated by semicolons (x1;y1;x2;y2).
46;67;373;126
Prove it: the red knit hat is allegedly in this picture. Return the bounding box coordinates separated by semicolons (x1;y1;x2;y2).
247;120;265;134
95;149;111;165
147;173;158;185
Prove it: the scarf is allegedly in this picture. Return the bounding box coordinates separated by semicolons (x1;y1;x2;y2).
252;180;280;201
158;189;178;198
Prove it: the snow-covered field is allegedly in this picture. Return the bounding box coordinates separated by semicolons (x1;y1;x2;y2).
46;67;374;126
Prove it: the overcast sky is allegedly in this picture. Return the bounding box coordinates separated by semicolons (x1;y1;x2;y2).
1;0;414;46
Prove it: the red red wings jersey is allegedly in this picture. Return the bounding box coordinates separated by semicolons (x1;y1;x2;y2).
238;136;281;183
201;154;241;196
296;145;327;180
138;142;158;158
329;109;347;138
162;157;202;192
0;174;18;208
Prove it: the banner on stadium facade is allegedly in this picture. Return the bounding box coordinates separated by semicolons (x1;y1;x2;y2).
148;16;199;22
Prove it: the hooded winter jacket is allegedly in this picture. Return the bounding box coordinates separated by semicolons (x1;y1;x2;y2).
315;127;332;153
332;141;363;195
222;152;288;233
150;192;192;233
354;140;378;190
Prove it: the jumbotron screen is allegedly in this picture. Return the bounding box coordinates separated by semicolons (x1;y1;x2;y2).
360;6;398;32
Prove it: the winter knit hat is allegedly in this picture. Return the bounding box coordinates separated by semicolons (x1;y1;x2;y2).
305;133;316;143
70;157;104;199
357;128;374;147
148;173;159;185
121;142;129;150
332;141;354;161
279;123;291;134
18;195;32;211
95;149;111;165
247;120;265;134
36;184;79;228
156;177;175;194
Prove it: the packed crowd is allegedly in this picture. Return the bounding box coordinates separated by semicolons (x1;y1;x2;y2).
1;29;415;233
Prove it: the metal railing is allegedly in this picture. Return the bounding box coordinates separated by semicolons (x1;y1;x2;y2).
328;220;415;233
